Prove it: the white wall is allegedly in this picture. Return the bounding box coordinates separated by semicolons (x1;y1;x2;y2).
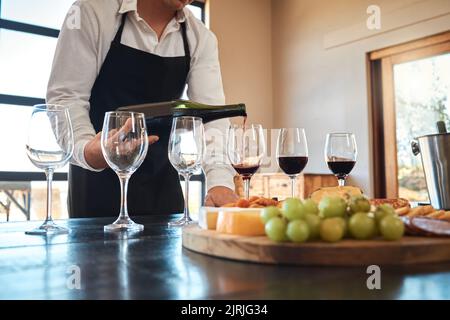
208;0;273;128
272;0;450;196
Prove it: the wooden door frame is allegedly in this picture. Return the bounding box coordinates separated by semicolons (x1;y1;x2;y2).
368;31;450;198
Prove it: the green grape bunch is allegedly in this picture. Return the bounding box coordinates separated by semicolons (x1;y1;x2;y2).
261;194;404;243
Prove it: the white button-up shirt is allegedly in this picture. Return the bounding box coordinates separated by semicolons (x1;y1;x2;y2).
47;0;235;191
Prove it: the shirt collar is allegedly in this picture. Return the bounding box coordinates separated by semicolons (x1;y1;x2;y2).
119;0;137;14
119;0;187;23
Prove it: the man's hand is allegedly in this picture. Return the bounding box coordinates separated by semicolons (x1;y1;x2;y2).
84;128;159;170
204;186;239;207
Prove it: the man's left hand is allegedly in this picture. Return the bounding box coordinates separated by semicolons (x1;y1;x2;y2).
204;186;239;207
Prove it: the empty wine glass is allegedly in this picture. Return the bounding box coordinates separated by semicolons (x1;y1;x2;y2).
324;133;357;187
168;116;205;227
227;124;265;199
25;104;74;235
276;128;308;198
101;112;148;232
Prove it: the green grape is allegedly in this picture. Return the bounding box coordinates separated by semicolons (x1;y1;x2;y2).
260;206;281;224
379;215;404;241
303;199;319;215
349;212;376;240
286;220;310;243
281;198;306;221
349;196;371;214
265;217;288;242
319;217;346;242
304;213;321;239
319;197;347;218
374;204;396;223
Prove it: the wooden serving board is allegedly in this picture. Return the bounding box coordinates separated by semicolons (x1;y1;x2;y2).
182;225;450;266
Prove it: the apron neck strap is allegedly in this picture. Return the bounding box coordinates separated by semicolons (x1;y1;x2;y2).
113;13;127;44
180;22;191;60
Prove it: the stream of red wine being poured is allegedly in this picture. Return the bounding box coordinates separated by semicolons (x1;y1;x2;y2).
242;115;248;137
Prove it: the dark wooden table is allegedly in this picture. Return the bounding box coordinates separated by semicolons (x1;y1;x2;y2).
1;215;450;300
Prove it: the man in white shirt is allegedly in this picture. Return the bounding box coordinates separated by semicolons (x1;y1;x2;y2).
47;0;238;220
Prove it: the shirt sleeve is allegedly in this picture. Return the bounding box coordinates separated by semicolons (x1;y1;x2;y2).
46;1;102;172
186;30;236;192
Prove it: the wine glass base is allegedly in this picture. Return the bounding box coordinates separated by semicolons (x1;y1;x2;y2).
168;217;196;227
25;221;69;235
104;216;144;232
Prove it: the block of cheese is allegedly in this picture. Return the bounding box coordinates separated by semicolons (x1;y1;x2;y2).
198;207;220;230
216;208;265;236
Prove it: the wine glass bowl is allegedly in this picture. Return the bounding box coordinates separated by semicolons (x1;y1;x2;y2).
25;104;74;235
276;128;308;198
168;116;205;227
101;112;148;232
227;124;265;199
324;133;357;187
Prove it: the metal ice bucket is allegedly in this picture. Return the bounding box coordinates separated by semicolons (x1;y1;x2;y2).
412;133;450;209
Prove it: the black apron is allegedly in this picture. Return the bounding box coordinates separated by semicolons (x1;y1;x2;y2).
68;13;187;218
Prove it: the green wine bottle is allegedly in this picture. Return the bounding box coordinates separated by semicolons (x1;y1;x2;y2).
117;99;247;123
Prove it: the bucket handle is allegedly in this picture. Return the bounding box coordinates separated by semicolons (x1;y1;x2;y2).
411;140;420;156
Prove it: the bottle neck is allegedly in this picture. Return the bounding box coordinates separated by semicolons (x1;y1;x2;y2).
172;102;247;123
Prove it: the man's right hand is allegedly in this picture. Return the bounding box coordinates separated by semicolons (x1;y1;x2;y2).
84;131;159;170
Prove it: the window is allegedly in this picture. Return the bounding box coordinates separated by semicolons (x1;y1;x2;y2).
369;31;450;200
0;1;206;222
1;0;76;29
394;54;450;201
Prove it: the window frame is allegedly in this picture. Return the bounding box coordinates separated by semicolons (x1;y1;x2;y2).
0;0;206;201
368;31;450;198
0;0;206;107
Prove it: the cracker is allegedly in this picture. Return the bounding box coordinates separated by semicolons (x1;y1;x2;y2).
441;212;450;222
407;206;425;217
427;210;445;219
407;206;433;217
395;206;410;216
422;205;435;215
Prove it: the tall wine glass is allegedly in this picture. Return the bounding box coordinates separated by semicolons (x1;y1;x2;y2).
276;128;308;198
101;112;148;232
324;133;357;187
168;116;205;227
25;104;74;235
227;124;265;199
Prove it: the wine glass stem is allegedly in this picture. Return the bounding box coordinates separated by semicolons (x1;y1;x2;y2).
44;168;54;223
244;178;250;200
118;174;130;219
338;178;345;187
290;176;296;198
183;173;191;221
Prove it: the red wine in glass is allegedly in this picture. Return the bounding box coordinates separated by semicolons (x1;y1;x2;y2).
227;123;265;199
276;128;308;198
232;163;260;179
327;160;356;180
278;156;308;175
324;133;357;186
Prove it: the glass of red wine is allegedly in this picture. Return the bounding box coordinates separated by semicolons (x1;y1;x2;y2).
324;133;357;187
227;124;265;199
276;128;308;198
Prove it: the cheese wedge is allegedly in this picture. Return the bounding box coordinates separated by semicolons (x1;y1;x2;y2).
216;208;265;236
198;207;220;230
